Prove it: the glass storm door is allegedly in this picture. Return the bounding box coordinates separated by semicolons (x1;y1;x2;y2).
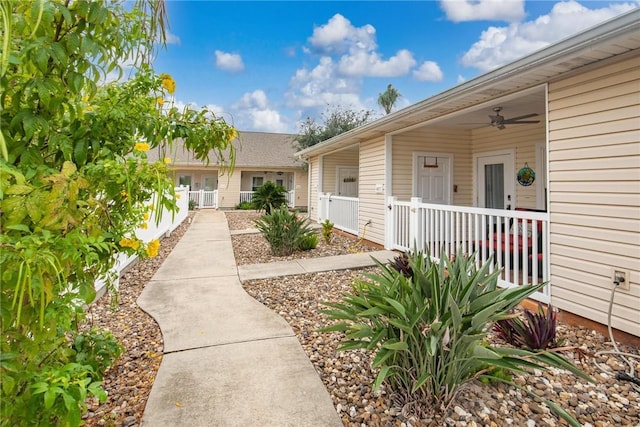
477;153;514;210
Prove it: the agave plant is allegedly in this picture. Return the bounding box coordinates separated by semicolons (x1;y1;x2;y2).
254;206;315;256
322;249;591;424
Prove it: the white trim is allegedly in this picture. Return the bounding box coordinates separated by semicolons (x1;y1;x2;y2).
535;142;547;210
384;135;393;201
412;151;454;205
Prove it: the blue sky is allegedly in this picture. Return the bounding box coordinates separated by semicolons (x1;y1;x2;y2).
151;0;638;134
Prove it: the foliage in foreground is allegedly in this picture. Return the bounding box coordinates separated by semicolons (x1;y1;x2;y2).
255;206;316;256
251;181;287;214
0;1;235;425
323;250;591;423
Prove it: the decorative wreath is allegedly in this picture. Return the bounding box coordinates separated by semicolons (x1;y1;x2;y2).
517;163;535;186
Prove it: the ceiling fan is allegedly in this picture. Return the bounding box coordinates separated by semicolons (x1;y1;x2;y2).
489;107;540;130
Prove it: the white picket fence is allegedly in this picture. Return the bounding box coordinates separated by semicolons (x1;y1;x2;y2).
189;189;218;209
239;190;296;207
95;187;189;294
318;193;359;235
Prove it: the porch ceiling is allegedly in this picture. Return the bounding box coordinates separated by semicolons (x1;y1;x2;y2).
296;9;640;158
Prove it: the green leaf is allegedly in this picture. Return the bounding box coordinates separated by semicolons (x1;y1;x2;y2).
5;184;33;195
372;366;392;392
44;387;58;409
382;340;408;351
384;297;407;318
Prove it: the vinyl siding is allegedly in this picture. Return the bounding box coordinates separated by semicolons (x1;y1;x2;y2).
218;171;242;209
309;157;320;221
359;138;386;245
321;148;359;193
391;128;473;206
548;55;640;336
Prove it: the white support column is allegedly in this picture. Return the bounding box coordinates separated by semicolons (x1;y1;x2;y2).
385;196;397;250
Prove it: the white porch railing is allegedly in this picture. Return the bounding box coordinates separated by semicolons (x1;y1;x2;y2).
240;190;295;208
189;190;218;209
239;191;254;204
386;197;550;302
318;193;359;235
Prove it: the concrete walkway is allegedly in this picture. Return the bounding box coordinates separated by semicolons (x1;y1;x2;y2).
137;210;395;426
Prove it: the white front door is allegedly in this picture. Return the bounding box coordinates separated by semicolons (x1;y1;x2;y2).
476;152;515;209
414;154;451;204
337;167;358;197
203;175;217;191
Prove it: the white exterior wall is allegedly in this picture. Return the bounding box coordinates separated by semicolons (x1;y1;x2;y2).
548;56;640;336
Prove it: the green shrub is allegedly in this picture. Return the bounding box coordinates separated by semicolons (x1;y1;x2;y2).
255;206;315;256
321;219;334;244
73;328;123;378
323;249;591;422
298;233;319;251
251;181;287;214
189;199;197;210
235;201;254;210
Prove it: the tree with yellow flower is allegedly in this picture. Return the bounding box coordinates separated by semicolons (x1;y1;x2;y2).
0;1;235;424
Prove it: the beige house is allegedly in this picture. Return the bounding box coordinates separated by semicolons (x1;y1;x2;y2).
297;10;639;337
153;131;308;210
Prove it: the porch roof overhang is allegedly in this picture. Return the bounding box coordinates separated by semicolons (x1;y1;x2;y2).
296;9;640;159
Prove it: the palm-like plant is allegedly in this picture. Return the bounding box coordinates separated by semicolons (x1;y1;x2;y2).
377;83;401;115
251;181;287;214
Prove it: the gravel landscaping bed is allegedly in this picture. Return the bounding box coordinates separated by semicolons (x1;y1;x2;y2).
80;210;639;427
242;269;640;427
226;210;380;265
81;214;193;427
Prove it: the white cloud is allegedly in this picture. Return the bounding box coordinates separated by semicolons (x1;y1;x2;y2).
339;49;416;77
440;0;525;23
165;31;181;45
233;90;288;133
412;61;444;82
215;50;245;73
461;0;639;72
308;14;376;55
286;56;364;110
457;74;467;84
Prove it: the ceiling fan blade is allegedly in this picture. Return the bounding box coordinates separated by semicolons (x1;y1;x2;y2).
505;120;540;124
504;113;538;122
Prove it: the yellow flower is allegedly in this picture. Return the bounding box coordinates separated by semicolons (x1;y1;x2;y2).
140;222;148;230
163;157;171;164
175;193;181;199
143;212;150;221
146;239;160;257
160;73;176;94
157;97;165;106
148;203;154;211
228;127;237;141
119;237;141;250
82;95;89;103
134;142;150;152
120;190;129;202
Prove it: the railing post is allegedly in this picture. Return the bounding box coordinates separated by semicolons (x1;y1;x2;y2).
324;193;331;222
410;197;422;251
198;189;203;209
385;196;396;250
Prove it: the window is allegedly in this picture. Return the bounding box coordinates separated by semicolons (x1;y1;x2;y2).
275;179;284;188
251;176;264;191
178;175;192;188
